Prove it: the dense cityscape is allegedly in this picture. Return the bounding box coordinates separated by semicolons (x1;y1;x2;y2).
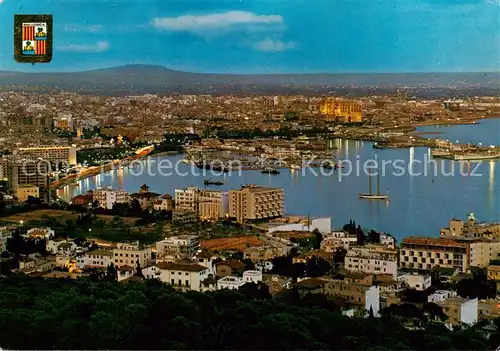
1;0;500;349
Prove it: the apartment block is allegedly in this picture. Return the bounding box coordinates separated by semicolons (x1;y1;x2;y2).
93;188;130;210
321;232;358;252
400;237;469;272
441;217;500;239
76;249;113;269
17;145;77;165
112;241;152;268
174;187;199;211
153;194;174;212
229;185;284;223
487;265;500;280
156;235;200;260
397;273;432;291
174;187;229;220
323;276;380;316
344;244;398;279
16;185;39;201
172;209;197;225
1;157;50;202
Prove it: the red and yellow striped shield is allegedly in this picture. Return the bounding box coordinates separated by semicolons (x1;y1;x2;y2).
35;40;46;55
22;25;35;41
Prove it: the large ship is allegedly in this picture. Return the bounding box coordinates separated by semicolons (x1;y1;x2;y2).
430;149;451;158
452;152;500;161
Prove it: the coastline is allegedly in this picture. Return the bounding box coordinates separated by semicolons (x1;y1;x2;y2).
51;146;155;190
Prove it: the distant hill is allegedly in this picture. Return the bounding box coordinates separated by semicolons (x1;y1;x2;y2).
0;64;498;96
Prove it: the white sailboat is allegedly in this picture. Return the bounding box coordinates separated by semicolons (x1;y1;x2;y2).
359;169;389;200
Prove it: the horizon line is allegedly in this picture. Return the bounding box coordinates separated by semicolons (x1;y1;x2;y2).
1;64;499;75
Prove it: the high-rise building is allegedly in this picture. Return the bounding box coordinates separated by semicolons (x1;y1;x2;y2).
16;145;77;166
0;157;50;203
174;187;229;220
229;185;284;223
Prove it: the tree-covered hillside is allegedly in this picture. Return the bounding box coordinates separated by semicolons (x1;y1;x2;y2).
0;276;494;350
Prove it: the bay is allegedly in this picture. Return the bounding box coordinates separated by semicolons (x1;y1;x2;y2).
58;123;499;242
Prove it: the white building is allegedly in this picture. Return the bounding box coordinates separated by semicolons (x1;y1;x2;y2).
113;241;152;268
93;188;130;210
217;276;246;290
365;286;380;317
174;187;199;210
344;245;398;279
380;233;396;249
46;238;68;254
268;217;332;235
243;270;263;284
76;249;113;269
156;235;200;260
142;262;209;292
398;273;432;291
174;187;229;219
26;227;55;239
192;250;217;274
428;290;458;303
321;232;358;252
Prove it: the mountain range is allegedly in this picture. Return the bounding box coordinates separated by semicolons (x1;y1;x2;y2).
0;64;498;96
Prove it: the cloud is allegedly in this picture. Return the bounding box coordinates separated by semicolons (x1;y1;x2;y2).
64;24;104;33
151;11;284;33
57;41;110;53
253;39;296;52
0;0;4;4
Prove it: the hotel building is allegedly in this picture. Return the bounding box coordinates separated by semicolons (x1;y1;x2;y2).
400;237;469;272
229;185;284;223
112;241;152;268
17;145;77;165
345;244;399;279
174;187;229;220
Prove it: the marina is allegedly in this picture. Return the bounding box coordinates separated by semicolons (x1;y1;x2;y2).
57;135;499;242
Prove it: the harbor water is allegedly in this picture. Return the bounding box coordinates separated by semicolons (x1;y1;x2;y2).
58;120;500;242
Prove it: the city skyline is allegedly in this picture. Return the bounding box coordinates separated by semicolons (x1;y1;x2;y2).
0;0;499;73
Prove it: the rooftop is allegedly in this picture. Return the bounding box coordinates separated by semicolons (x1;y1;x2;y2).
156;262;207;272
216;259;245;269
402;237;468;248
87;249;113;257
295;278;327;290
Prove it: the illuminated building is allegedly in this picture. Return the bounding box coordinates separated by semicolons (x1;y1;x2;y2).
320;98;363;122
0;157;50;203
17;145;77;165
229;185;284;223
16;184;40;201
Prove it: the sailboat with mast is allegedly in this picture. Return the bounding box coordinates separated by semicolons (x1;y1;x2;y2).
359;168;389;200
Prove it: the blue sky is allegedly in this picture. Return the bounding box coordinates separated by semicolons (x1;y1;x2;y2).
0;0;499;73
